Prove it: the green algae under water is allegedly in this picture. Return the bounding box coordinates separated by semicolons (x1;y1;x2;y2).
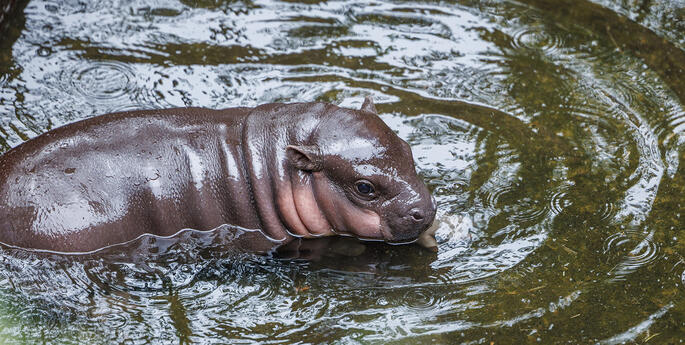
0;0;684;343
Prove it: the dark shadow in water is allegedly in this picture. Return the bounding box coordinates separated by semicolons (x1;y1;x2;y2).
0;230;442;345
0;0;25;36
167;290;193;345
60;39;399;73
0;0;29;150
0;0;28;71
179;0;255;10
274;236;438;277
0;228;439;301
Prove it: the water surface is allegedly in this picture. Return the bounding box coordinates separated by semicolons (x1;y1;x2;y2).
0;0;684;343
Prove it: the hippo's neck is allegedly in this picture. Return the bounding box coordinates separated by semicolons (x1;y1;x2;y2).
240;103;329;241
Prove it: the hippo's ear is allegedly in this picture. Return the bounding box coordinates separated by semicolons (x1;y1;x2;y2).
286;145;323;172
361;96;377;114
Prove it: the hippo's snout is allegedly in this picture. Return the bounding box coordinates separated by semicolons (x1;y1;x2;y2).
404;206;434;231
387;198;437;243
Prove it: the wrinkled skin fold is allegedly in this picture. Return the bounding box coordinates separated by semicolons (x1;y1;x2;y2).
0;98;436;252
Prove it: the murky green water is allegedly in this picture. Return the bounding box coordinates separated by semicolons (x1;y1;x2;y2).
0;0;684;343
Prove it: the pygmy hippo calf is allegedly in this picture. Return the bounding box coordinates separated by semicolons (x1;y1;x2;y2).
0;98;436;252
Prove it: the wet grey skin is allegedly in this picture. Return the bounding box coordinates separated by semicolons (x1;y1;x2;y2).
0;97;436;252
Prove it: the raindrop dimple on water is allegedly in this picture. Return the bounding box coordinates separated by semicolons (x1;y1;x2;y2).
36;46;52;57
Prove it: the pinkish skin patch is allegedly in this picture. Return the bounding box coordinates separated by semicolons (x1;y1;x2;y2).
275;177;310;237
292;171;334;236
311;172;383;240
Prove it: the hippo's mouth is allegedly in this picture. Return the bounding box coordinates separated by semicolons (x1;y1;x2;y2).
329;223;387;241
384;217;436;245
336;220;417;243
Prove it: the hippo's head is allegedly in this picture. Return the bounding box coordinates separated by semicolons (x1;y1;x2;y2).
279;98;436;243
243;97;436;243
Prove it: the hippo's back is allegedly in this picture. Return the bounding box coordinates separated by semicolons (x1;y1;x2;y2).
0;107;250;251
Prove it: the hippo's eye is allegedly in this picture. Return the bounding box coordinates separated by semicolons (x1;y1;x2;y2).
355;180;375;196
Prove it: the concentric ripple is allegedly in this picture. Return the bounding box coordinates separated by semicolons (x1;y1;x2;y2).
510;26;565;54
400;287;439;312
603;230;661;281
508;198;549;223
63;61;136;104
664;109;685;141
478;181;550;224
548;185;573;215
440;66;509;103
481;186;517;211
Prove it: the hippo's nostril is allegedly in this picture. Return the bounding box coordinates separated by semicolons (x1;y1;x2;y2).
409;208;424;221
